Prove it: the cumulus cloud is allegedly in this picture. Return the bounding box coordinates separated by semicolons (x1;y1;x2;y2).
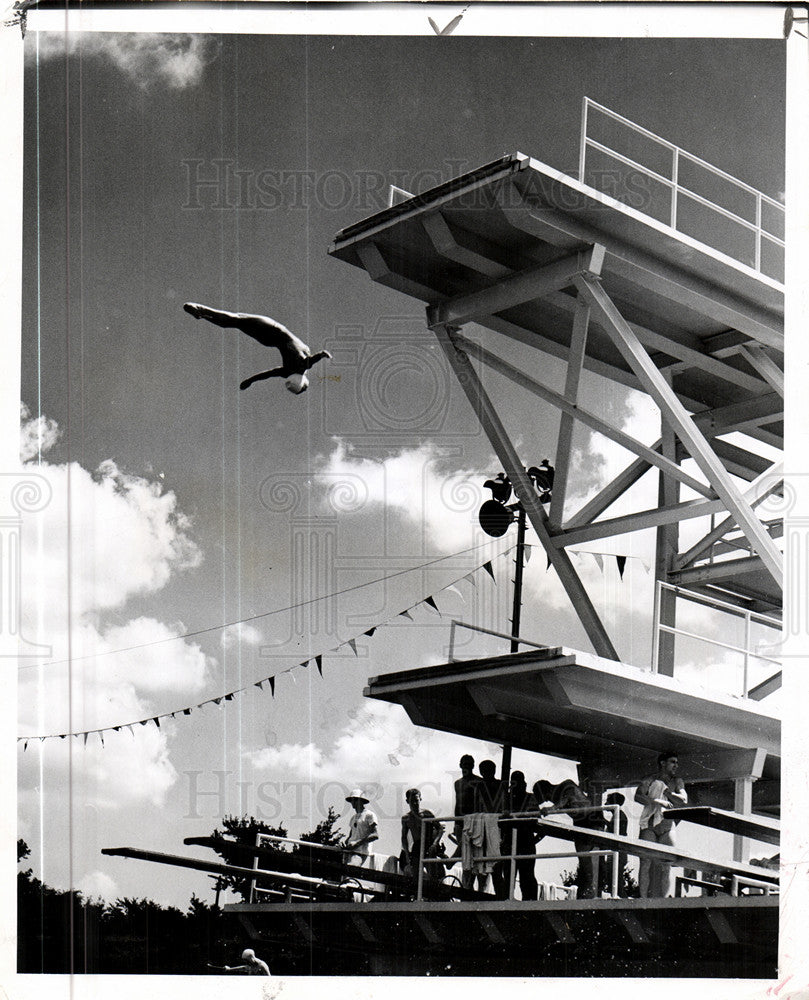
221;622;263;650
30;32;218;91
20;402;60;462
18;404;206;811
23;456;202;626
315;438;488;553
76;870;122;904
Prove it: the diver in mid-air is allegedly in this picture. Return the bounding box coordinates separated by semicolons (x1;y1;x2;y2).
184;302;332;394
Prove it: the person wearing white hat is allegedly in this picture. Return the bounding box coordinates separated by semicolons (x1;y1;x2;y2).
343;789;378;868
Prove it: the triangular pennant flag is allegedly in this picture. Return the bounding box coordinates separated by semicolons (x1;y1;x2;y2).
269;676;276;696
255;680;265;690
572;550;583;563
424;596;440;616
225;693;233;701
153;717;161;728
127;726;134;737
482;561;495;582
444;584;465;602
140;719;149;725
83;733;88;746
348;638;358;656
113;726;121;733
183;708;192;715
212;698;222;706
399;609;413;621
364;627;376;638
547;553;552;571
463;573;477;587
592;553;604;572
23;741;28;752
300;660;310;669
640;558;651;574
60;734;66;739
99;732;105;747
316;655;323;676
523;545;533;565
616;555;627;580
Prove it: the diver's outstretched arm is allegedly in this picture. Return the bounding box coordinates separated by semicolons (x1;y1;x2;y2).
240;367;286;390
304;349;333;371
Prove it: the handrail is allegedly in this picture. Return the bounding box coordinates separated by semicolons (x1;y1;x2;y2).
447;619;548;660
651;581;781;696
415;805;621;901
578;96;784;277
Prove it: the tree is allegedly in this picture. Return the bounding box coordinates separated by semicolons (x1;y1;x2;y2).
207;814;288;902
295;806;344;864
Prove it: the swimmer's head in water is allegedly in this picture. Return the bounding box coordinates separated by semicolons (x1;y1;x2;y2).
285;373;308;394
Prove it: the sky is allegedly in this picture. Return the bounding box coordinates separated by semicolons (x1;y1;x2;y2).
15;27;785;911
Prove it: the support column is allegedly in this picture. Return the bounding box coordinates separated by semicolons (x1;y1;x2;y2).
733;776;755;863
655;371;679;676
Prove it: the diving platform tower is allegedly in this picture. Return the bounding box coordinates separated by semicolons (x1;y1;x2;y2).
330;103;784;831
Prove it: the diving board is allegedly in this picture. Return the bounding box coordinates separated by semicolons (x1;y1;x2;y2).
663;806;780;846
532;817;778;885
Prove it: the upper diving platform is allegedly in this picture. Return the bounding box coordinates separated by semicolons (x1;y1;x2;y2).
330;152;784;448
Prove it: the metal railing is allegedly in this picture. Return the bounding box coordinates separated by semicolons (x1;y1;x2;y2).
415;804;622;901
651;582;781;697
447;619;548;661
578;97;784;278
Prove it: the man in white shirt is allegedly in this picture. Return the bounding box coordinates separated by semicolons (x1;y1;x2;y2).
343;788;379;868
634;751;687;897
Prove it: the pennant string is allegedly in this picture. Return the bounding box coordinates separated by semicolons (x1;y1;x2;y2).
18;544;516;744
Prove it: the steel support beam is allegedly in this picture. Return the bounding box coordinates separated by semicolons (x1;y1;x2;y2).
357;241;440;302
669;555;766;587
549;297;590;528
546;289;770;396
738;343;784;397
422;212;512;278
427;245;604;328
554;497;729;547
693;392;783;436
432;323;620;660
452;332;714;499
495;180;784;350
576;274;783;586
674;463;783;571
564;448;658;529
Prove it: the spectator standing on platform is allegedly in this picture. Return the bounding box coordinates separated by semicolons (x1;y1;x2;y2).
401;788;444;879
501;771;541;900
343;789;379;868
554;779;606;899
452;754;482;887
635;751;687;897
475;760;508;897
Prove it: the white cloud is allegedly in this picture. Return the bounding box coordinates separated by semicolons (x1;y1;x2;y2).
30;32;218;90
22;457;202;626
76;869;122;904
222;622;263;650
20;402;60;462
315;438;488;553
18;404;207;812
